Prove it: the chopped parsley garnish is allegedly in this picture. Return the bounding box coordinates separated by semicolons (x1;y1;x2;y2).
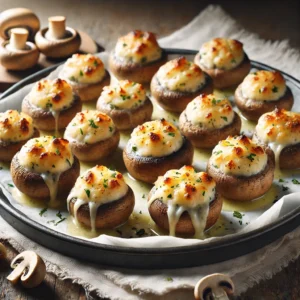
233;211;243;219
142;194;146;198
84;189;91;198
202;191;205;196
120;95;127;101
103;179;108;188
279;178;285;183
93;60;99;67
246;153;256;162
56;211;63;219
165;277;173;282
89;119;99;128
80;128;84;135
231;58;236;63
292;179;300;185
167;194;172;199
70;76;77;82
54;218;66;226
123;43;127;47
7;183;14;188
132;146;137;152
136;228;145;237
46;102;53;108
272;86;278;93
168;132;175;137
66;159;71;166
39;208;47;216
141;56;147;63
79;70;84;76
220;116;228;122
282;185;289;191
56;148;60;155
109;126;113;132
213;150;223;155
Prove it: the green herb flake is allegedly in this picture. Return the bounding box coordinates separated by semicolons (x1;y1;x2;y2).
79;70;84;76
233;211;243;219
56;211;63;219
85;189;91;198
246;153;257;162
80;128;83;135
292;179;300;185
279;178;285;183
7;183;14;188
132;146;137;152
231;58;236;63
89;119;99;129
66;159;71;167
109;126;113;132
202;191;205;196
55;148;60;155
93;60;99;67
282;185;289;192
123;43;127;47
70;76;77;82
141;56;147;63
220;116;228;122
136;228;145;237
54;218;66;226
272;86;278;93
39;208;47;216
166;277;173;282
167;194;172;199
142;194;146;198
168;132;175;137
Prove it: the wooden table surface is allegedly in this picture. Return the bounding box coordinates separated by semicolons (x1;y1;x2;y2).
0;0;299;299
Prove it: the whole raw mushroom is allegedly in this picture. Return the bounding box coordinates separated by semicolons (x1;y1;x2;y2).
7;250;46;288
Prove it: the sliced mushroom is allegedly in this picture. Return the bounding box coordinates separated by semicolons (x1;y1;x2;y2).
194;273;234;300
0;242;7;259
7;250;46;288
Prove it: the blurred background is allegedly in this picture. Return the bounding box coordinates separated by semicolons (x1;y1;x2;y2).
0;0;299;51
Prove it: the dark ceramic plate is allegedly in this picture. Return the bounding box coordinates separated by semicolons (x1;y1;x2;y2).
0;48;300;269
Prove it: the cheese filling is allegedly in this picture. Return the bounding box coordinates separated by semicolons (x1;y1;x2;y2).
128;119;183;157
0;110;34;142
241;70;286;101
198;38;245;70
185;94;234;129
64;110;115;144
18;136;74;203
67;165;129;231
210;135;268;176
98;80;147;110
156;57;206;92
148;166;216;238
59;54;106;85
114;30;162;64
255;109;300;164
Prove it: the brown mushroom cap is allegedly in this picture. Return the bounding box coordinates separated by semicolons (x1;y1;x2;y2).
22;94;82;131
69;129;120;162
11;153;80;200
35;27;81;59
0;8;40;40
179;111;242;149
148;192;223;236
109;51;168;85
123;137;194;184
234;84;294;122
207;147;275;201
253;132;300;170
68;187;135;229
195;53;251;89
97;97;153;130
0;127;39;162
7;250;46;288
150;73;213;113
70;71;110;102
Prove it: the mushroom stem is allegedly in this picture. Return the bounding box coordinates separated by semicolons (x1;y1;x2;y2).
9;28;28;50
48;16;66;40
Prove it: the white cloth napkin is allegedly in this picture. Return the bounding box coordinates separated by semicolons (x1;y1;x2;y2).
1;5;300;299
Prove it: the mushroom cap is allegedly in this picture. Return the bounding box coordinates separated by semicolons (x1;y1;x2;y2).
7;250;46;288
194;273;234;300
35;27;81;59
0;40;39;70
0;242;7;259
0;8;40;40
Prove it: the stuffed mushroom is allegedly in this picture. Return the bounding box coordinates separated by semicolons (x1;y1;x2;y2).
234;70;294;121
207;135;275;201
59;54;110;102
123;119;194;183
96;80;153;130
150;57;213;112
22;78;82;132
253;108;300;169
64;110;120;162
179;93;241;148
67;165;135;231
109;30;167;84
194;38;251;89
0;110;39;162
148;165;222;237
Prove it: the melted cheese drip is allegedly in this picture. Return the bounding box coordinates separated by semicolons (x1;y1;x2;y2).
198;38;245;70
0;110;34;142
64;110;115;144
185;94;234;129
148;166;216;238
156;57;206;92
210;135;268;176
255;109;300;167
59;54;106;84
18;136;74;203
114;30;162;64
241;70;286;101
128;119;183;157
67;165;128;231
27;78;74;134
98;80;147;110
